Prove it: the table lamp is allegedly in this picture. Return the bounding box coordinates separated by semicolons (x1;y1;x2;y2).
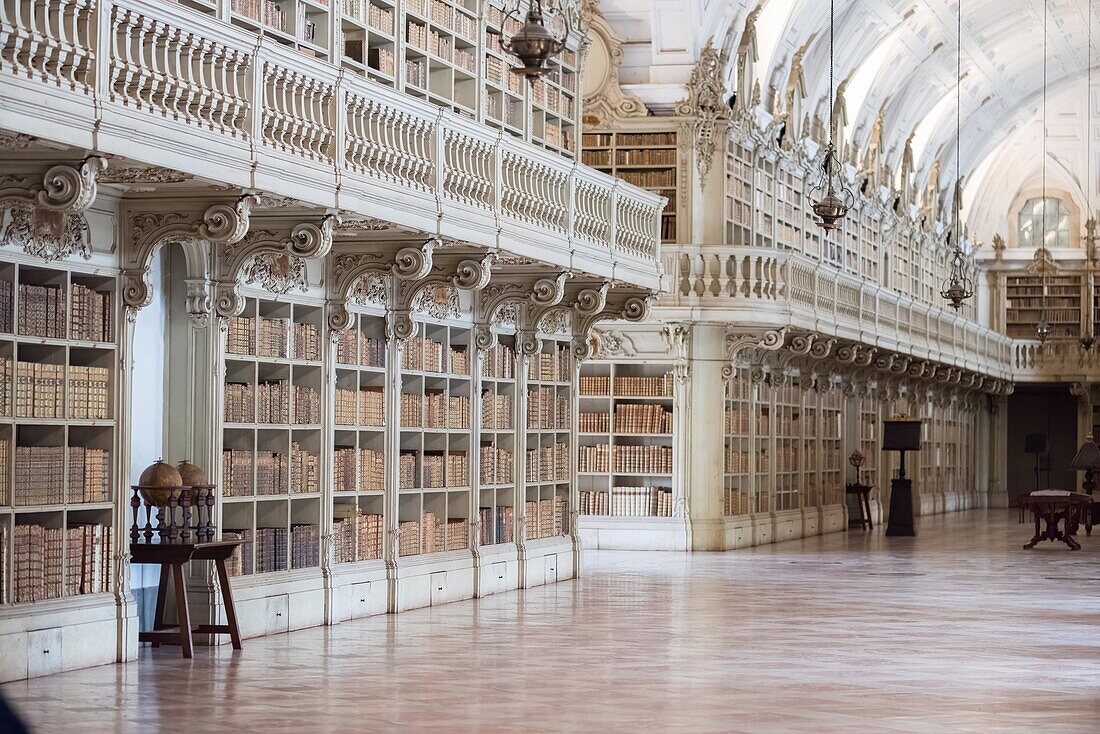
883;418;921;537
1069;434;1100;529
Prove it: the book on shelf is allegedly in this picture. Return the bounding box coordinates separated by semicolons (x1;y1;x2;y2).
254;526;288;574
613;403;672;434
399;452;418;489
478;505;514;545
578;411;610;433
525;443;570;482
11;523;110;603
18;283;66;339
723;488;751;516
290;524;320;569
481;391;513;429
523;497;563;539
222;449;255;497
479;445;514;484
613;373;674;397
14;445;66;505
579;375;610;395
610;486;672;517
70;284;112;342
223;530;253;577
579;490;608;515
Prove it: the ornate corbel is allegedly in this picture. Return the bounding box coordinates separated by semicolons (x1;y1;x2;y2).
789;332;816;356
0;156;107;261
384;247;495;340
567;284;654;362
213;212;338;318
471;267;569;350
327;238;438;331
121;194;256;317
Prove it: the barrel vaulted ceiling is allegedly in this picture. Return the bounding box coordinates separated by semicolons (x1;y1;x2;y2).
599;0;1097;244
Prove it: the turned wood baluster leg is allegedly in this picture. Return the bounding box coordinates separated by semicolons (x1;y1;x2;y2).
1024;510;1043;549
167;490;181;543
131;488;142;544
180;490;192;543
144;500;155;544
206;487;216;540
152;564;170;643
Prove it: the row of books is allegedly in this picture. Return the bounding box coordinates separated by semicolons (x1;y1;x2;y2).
334;387;385;426
524;497;564;539
7;523;111;604
578;412;611;433
614;374;675;397
227;317;322;361
401;338;468;374
221;444;319;496
424;392;470;429
478;505;514;545
481;391;513;430
620;170;675;189
0;280;10;333
421;452;468;488
479;445;514;485
532;349;570;383
13;362;110;420
724;488;751;516
577;445;673;474
343;0;394;32
611;486;672;517
579;490;608;515
16;283;68;339
70;284;113;342
405;58;427;88
10;445;110;506
525;443;569;482
223;523;321;576
332;508;384;563
334;447;385;491
614;404;672;434
230;0;286;32
482;343;514;379
398;512;468;556
223;381;322;424
334;330;386;367
579;376;610;395
614;149;677;166
484;53;525;95
527;387;569;430
725;449;750;474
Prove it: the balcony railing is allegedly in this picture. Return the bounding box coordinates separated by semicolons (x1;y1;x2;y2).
0;0;664;289
662;244;1013;380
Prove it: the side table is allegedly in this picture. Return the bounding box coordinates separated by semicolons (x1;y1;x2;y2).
845;483;874;530
132;540;245;658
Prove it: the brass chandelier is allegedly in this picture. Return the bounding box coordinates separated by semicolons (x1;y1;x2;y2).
489;0;572;81
940;0;974;309
810;0;855;231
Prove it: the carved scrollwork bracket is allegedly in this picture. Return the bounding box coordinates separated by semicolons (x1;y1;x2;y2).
121;194;257;319
0;156;107;262
213;211;338;318
568;284;655;362
471;266;569;351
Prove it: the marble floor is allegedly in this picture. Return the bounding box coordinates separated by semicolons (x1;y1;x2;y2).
5;510;1100;733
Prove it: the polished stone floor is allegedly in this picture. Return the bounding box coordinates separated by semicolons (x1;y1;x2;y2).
5;510;1100;733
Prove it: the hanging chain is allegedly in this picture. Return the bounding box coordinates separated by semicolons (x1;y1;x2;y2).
1040;0;1049;326
829;0;835;147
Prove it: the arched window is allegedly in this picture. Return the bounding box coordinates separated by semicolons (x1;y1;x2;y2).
1018;197;1070;248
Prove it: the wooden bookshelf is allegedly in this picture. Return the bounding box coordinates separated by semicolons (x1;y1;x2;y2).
1005;274;1082;339
523;339;571;536
723;367;751;516
581;130;680;243
478;338;516;545
221;296;325;576
725;141;754;247
578;362;674;518
0;261;117;607
332;308;388;565
397;321;472;555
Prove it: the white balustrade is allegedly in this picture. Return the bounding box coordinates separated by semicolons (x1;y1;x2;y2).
664;244;1014;379
0;0;663;287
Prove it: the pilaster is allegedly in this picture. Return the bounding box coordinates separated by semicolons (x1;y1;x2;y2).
684;323;727;550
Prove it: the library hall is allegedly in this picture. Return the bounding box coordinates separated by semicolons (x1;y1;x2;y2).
1;0;1099;731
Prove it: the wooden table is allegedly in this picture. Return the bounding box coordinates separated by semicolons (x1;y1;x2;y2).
845;483;873;530
132;540;245;657
1019;492;1093;551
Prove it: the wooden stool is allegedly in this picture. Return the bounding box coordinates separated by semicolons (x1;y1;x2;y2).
132;540;245;657
845;483;874;531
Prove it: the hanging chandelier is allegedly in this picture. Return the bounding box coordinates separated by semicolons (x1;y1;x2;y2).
940;0;974;309
489;0;571;81
1036;0;1052;344
811;0;855;231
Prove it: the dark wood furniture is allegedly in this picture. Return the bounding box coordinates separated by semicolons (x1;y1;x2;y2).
845;483;873;530
133;540;245;657
1019;492;1093;551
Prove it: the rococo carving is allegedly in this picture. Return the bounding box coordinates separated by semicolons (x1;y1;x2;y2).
0;156;107;261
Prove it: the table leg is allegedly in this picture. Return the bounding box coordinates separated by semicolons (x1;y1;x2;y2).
171;562;193;659
863;493;873;531
215;558;243;650
1024;511;1043;549
152;564;169;646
